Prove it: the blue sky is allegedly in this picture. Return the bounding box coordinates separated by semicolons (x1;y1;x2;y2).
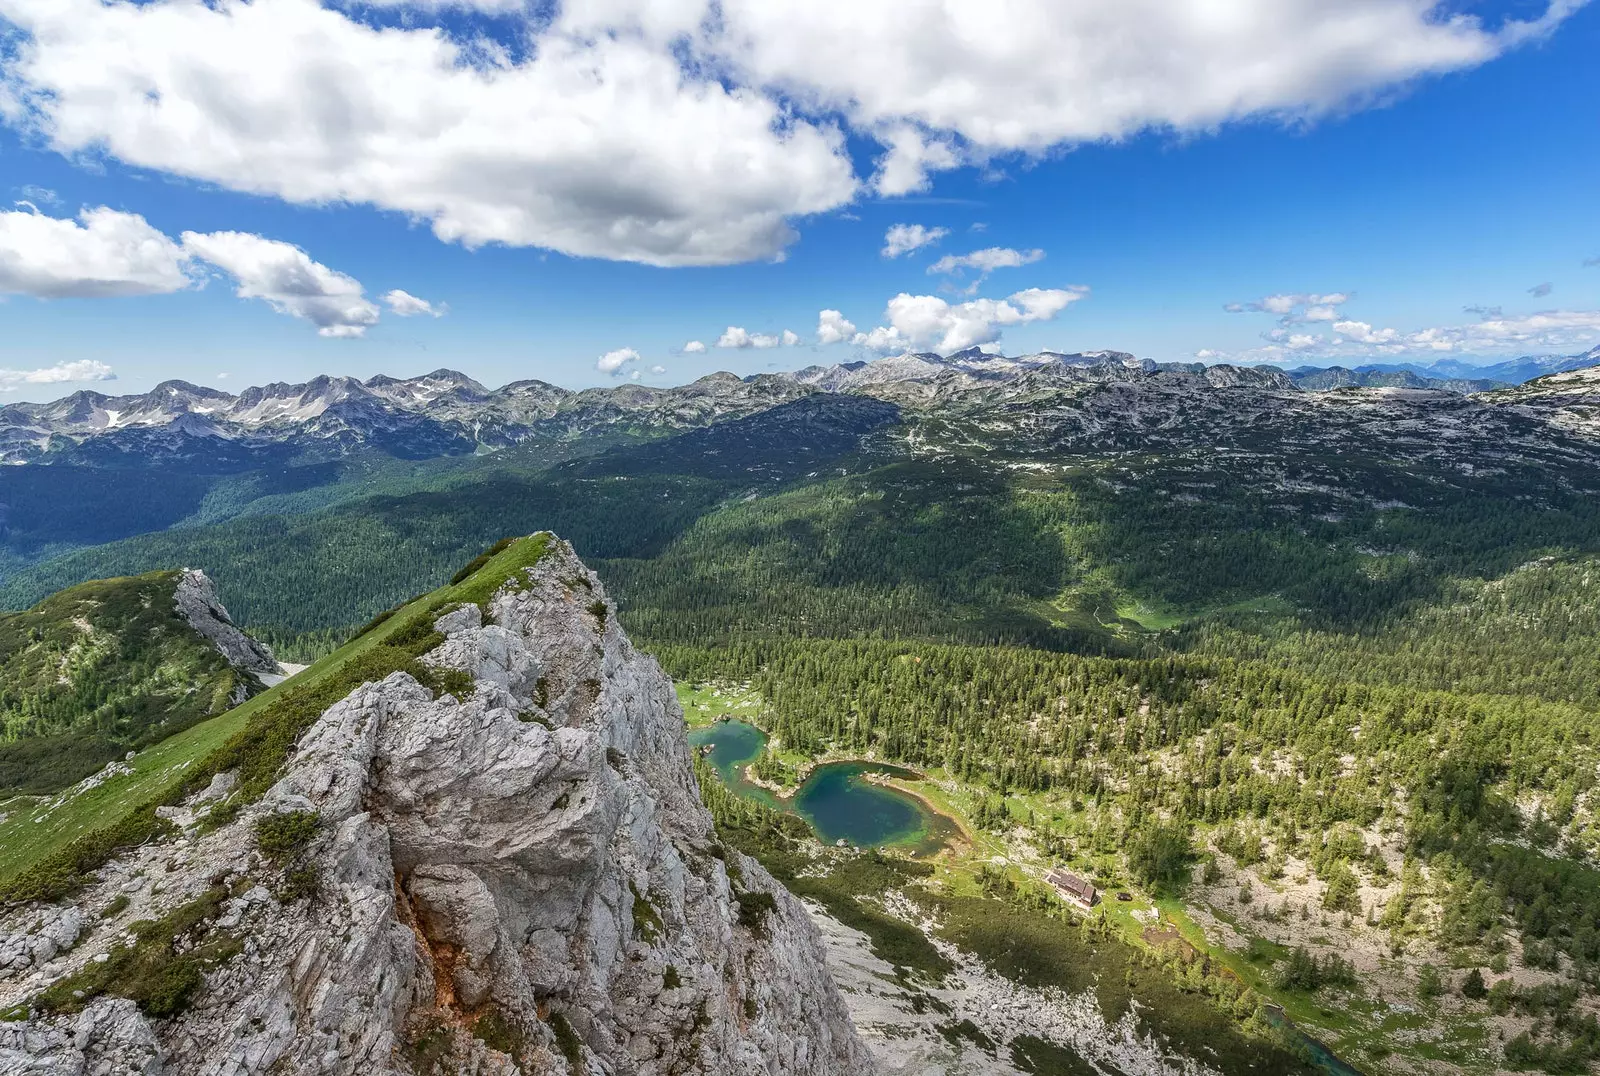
0;0;1597;397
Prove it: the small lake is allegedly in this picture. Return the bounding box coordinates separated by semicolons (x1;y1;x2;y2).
690;720;959;854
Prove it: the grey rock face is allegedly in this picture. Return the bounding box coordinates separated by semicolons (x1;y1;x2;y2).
2;537;873;1076
172;570;279;679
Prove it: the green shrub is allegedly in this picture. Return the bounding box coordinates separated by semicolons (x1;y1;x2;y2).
630;881;664;943
549;1012;582;1065
471;1006;527;1058
28;886;241;1018
736;890;777;935
278;866;321;903
418;665;474;699
254;811;321;862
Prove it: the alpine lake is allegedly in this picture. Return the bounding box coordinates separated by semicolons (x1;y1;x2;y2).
689;719;962;855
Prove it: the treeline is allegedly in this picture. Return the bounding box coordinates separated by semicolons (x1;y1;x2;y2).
654;635;1600;979
0;572;241;794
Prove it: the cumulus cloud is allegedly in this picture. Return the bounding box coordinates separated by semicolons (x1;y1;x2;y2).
1528;282;1553;298
853;286;1088;354
0;1;1577;268
716;326;797;349
0;205;190;298
682;340;707;353
649;364;667;375
1331;320;1399;345
0;203;399;336
882;224;948;258
928;246;1045;291
704;0;1577;165
383;289;444;317
1224;292;1351;323
1226;307;1600;362
1264;330;1322;350
816;309;857;345
0;359;115;391
180;231;380;337
0;0;856;268
596;347;641;376
872;126;961;195
929;248;1045;276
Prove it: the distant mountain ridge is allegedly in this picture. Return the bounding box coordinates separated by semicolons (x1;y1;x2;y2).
3;344;1596;467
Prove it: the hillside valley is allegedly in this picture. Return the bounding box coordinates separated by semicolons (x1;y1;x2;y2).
1;351;1599;1074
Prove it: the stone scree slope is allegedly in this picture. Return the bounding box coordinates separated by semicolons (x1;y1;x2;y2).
0;536;874;1076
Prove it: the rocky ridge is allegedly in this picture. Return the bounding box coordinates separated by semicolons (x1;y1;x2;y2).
172;569;280;682
0;537;873;1075
5;344;1599;468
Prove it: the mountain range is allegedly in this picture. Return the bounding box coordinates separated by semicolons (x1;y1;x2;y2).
5;344;1597;468
2;342;1600;1074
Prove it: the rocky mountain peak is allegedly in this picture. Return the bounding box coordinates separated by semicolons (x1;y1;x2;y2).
0;537;871;1076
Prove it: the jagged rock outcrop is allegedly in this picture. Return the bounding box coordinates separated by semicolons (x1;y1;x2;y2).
0;538;872;1076
172;569;279;679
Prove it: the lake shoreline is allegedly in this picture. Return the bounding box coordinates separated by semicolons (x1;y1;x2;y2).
690;719;964;855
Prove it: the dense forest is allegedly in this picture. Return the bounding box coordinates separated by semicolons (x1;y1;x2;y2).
0;572;245;795
3;385;1599;1071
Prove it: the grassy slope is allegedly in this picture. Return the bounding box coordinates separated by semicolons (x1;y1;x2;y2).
0;534;551;891
0;571;243;795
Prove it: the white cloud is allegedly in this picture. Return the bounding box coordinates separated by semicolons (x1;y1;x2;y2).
597;347;641;375
1231;307;1600;362
383;289;444;317
929;248;1045;275
716;326;796;349
854;285;1088;354
0;0;856;268
882;224;948;258
705;0;1577;160
1225;292;1351;322
0;1;1578;269
649;364;667;375
344;0;525;8
180;231;380;337
0;359;115;390
1403;309;1600;353
816;309;857;345
18;185;58;205
872;126;960;196
0;205;190;298
682;340;707;353
1331;320;1399;345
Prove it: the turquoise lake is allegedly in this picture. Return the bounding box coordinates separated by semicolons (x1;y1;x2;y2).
689;720;958;854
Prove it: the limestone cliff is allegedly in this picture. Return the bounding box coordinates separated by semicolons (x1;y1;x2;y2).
0;537;874;1076
172;568;280;680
